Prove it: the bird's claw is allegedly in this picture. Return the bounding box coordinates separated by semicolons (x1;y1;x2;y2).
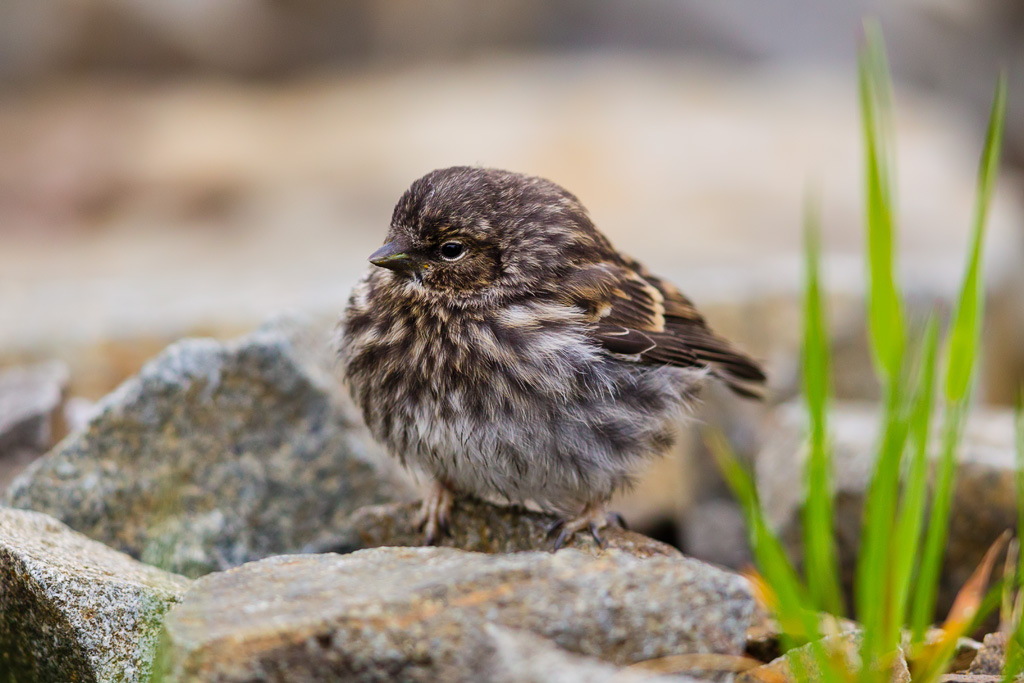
545;518;565;538
546;504;625;551
414;481;455;545
607;512;629;531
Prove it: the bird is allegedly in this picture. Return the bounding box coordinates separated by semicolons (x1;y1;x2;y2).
338;166;765;549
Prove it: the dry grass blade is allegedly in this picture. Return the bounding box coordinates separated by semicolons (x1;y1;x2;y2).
913;532;1011;681
945;532;1009;633
745;568;780;612
625;653;764;675
740;667;795;683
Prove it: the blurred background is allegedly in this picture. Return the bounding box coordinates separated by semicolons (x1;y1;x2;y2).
1;0;1023;558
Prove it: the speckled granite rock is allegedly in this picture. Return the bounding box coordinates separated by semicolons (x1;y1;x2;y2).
156;547;754;682
0;506;189;683
323;497;681;558
3;327;415;577
756;401;1021;622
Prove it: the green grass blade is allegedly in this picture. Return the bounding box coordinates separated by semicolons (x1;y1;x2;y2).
910;400;968;639
859;20;905;383
1018;393;1024;584
709;434;848;682
945;72;1007;403
892;317;940;644
856;382;911;671
855;24;913;674
710;433;810;624
801;195;845;617
1005;631;1024;683
1007;399;1024;682
913;73;1007;639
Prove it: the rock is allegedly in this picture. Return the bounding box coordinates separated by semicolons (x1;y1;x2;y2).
738;632;911;683
683;498;753;570
61;395;98;433
0;506;190;683
0;361;68;490
744;617;979;680
331;497;681;558
968;632;1007;675
938;633;983;674
4;326;415;578
756;401;1021;623
486;627;698;683
156;546;754;682
0;360;67;452
744;610;859;665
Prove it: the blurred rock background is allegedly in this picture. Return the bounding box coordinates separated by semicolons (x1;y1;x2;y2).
1;0;1023;563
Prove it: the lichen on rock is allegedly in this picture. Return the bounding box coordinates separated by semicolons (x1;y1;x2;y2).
0;506;190;683
3;324;415;578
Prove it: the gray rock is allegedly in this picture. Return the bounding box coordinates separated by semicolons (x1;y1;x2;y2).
0;361;68;490
0;360;67;453
156;547;754;682
332;496;682;558
756;401;1021;622
683;498;753;570
3;327;415;577
486;627;698;683
0;506;190;683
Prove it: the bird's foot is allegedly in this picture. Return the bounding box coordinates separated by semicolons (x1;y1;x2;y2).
545;503;627;551
414;481;455;545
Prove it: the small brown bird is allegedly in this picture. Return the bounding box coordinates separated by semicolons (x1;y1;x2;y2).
339;167;765;548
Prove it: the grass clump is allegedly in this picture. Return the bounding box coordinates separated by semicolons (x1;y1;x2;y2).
712;21;1011;683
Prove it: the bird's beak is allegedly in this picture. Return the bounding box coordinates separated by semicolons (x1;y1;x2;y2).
369;240;419;273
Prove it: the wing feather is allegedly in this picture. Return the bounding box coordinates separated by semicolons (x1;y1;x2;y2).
558;260;766;397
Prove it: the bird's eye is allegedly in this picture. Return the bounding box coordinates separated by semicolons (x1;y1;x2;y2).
439;242;465;261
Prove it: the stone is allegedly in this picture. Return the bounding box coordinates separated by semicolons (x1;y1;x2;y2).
968;632;1007;675
756;401;1021;622
0;360;67;452
0;506;190;683
938;633;983;674
486;627;699;683
683;498;753;570
738;632;911;683
0;361;68;490
3;326;415;578
328;496;682;558
743;610;859;665
156;546;754;682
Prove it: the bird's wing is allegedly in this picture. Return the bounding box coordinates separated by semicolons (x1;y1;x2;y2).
558;261;767;398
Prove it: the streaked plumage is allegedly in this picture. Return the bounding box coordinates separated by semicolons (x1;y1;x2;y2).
339;166;765;546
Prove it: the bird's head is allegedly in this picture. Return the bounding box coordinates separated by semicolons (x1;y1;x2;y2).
369;167;613;303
